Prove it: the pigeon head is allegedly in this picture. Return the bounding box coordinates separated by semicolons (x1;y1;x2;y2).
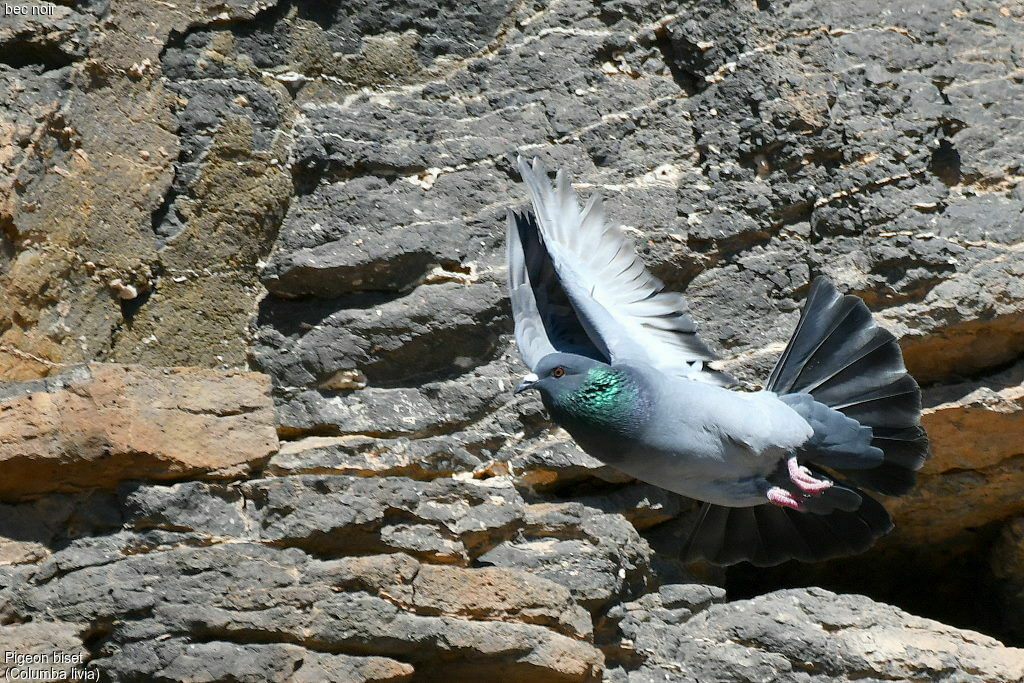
514;352;602;397
515;353;645;433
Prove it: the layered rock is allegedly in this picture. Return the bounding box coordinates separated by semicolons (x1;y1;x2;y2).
0;364;277;499
887;360;1024;545
1;0;1023;679
0;475;627;681
608;587;1024;681
3;541;602;681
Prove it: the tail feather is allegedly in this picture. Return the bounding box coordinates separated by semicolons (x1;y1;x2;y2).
827;376;920;413
752;505;815;565
807;340;905;404
719;508;761;566
684;276;927;566
767;291;868;393
783;308;880;392
768;276;930;494
873;426;930;470
685;503;729;562
684;492;894;567
834;382;922;421
844;460;919;496
801;482;862;513
796;334;894;395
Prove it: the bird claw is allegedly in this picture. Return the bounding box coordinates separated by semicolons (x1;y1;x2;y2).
786;456;832;495
766;457;833;510
766;486;804;511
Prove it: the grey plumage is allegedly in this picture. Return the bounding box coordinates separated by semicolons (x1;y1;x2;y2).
507;156;930;567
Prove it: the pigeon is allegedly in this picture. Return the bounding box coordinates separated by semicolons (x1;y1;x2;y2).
506;156;930;567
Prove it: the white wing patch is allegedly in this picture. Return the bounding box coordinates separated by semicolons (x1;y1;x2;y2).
517;156;733;386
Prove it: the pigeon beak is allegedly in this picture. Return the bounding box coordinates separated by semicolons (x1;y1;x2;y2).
514;373;539;395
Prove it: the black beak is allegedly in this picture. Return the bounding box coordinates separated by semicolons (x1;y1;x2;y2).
513;373;539;395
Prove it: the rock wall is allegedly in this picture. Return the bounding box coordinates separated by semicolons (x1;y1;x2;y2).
1;0;1023;680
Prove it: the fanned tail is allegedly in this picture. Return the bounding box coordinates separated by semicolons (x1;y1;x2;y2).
685;276;928;566
767;276;930;494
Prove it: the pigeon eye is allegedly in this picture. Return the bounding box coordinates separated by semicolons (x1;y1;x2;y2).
552;366;565;378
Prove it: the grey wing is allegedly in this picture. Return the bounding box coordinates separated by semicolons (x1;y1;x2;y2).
517;156;734;386
506;209;606;371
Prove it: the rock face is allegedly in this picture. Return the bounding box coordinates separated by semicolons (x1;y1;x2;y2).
609;587;1024;682
1;0;1023;680
0;364;277;499
889;360;1024;545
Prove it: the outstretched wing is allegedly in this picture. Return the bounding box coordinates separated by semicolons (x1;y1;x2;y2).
506;209;606;371
516;156;733;386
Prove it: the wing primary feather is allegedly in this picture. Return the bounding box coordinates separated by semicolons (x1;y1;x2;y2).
506;206;606;369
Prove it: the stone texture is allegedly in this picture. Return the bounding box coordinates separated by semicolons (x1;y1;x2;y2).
0;491;120;567
99;641;415;683
607;587;1024;682
510;432;634;491
0;0;287;380
265;434;483;479
2;539;603;682
0;622;88;681
885;360;1024;545
411;564;593;639
2;0;1024;679
0;363;277;499
117;475;655;611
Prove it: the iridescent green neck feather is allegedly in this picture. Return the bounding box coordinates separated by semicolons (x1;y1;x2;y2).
554;367;640;431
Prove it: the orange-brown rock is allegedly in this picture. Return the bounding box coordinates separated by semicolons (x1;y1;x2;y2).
0;363;277;500
886;361;1024;545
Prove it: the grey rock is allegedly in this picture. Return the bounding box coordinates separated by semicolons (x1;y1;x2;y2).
242;475;526;562
0;3;89;70
98;639;414;683
253;280;508;390
120;481;249;538
110;474;656;611
510;433;635;491
4;542;603;681
0;490;120;566
0;622;88;681
607;587;1024;682
573;483;686;531
478;502;654;611
3;0;1024;679
265;434;483;479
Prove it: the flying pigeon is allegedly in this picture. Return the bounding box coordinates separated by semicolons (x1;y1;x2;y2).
506;156;929;566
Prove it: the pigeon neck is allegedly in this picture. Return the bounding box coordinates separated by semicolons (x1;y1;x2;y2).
550;366;645;437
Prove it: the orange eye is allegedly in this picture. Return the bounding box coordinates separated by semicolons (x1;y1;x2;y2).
552;366;565;378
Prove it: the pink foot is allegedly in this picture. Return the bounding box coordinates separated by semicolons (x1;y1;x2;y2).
787;456;832;495
767;486;804;510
